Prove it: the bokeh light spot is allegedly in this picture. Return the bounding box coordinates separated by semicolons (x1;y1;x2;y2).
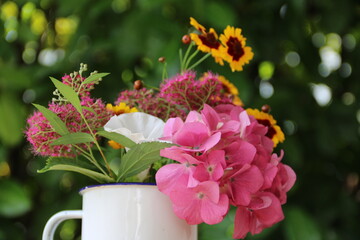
339;63;352;78
279;4;287;18
22;89;36;103
283;120;297;135
311;83;332;106
258;61;274;80
21;2;35;21
356;109;360;124
342;92;355;106
1;1;18;20
312;32;326;48
326;33;342;51
259;81;274;99
112;0;130;13
0;161;11;177
285;51;300;67
319;46;341;72
343;34;356;51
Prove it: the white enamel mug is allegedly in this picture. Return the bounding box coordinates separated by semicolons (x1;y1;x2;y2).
42;183;197;240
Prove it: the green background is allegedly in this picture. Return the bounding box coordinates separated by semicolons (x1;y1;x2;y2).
0;0;359;239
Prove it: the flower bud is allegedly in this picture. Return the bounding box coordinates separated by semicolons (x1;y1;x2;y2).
158;57;166;63
261;104;271;113
134;80;143;90
182;35;191;44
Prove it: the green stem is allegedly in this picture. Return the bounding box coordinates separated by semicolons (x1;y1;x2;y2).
179;49;183;71
187;53;211;70
184;49;200;70
73;144;110;177
143;83;160;91
181;42;194;72
162;62;168;80
80;112;114;178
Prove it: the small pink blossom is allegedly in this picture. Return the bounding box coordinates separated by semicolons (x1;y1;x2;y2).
270;163;297;204
224;164;264;206
170;181;229;225
193;150;226;181
234;192;284;239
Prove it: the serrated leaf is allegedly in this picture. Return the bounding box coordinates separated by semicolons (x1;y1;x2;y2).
50;77;82;113
117;142;173;181
32;103;69;136
50;132;94;146
96;130;136;148
82;73;109;85
38;157;114;183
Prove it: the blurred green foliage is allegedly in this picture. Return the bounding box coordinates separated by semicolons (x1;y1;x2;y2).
0;0;359;239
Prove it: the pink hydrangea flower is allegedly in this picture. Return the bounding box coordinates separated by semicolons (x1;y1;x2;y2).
155;104;296;239
170;181;229;225
234;192;284;239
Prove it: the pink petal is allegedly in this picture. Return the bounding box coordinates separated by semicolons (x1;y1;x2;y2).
231;165;264;206
201;104;220;132
239;111;251;138
200;132;221;152
185;111;203;123
160;147;201;164
250;192;284;227
201;193;229;225
156;163;195;195
282;164;297;192
162;117;184;140
173;122;209;147
233;206;251;239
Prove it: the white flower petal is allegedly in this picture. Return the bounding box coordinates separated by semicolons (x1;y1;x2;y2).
104;112;165;143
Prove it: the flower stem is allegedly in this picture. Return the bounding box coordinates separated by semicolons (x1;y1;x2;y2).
184;49;200;70
181;42;194;72
187;53;211;70
80;112;114;178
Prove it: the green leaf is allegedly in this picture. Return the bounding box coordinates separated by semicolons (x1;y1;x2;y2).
82;73;109;85
38;157;114;183
96;130;136;148
50;77;82;113
284;206;322;240
33;103;69;136
0;180;31;217
117;142;173;181
50;132;94;146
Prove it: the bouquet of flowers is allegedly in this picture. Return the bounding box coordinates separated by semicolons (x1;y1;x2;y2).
25;17;296;239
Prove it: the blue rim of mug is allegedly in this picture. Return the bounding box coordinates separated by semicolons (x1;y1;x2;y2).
79;182;156;193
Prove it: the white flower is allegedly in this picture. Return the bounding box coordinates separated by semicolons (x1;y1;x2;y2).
104;112;165;143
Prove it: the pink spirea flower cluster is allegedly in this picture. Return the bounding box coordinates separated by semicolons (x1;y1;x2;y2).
116;88;187;120
116;71;234;121
160;71;233;110
25;76;111;158
155;104;296;239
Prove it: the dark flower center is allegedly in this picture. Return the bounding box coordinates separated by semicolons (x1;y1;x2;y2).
199;33;221;49
227;37;245;61
257;119;276;139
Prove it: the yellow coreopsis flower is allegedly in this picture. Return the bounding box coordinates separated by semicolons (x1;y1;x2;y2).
246;108;285;147
106;102;138;116
218;75;244;106
219;26;254;72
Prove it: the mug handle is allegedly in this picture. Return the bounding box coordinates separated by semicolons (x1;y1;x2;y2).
42;210;83;240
